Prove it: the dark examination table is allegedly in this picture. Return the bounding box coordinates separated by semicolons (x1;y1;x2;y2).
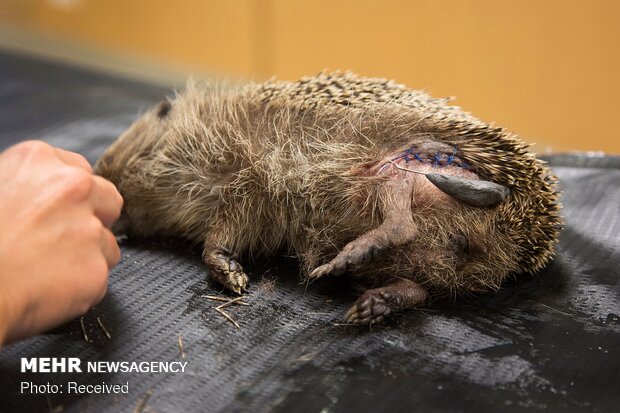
0;52;618;413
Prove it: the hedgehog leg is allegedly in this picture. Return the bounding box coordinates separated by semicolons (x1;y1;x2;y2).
309;180;416;279
345;279;428;325
202;240;249;295
309;219;416;279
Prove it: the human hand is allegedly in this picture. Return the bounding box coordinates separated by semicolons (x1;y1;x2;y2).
0;141;123;345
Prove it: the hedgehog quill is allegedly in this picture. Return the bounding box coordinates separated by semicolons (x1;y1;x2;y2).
95;72;562;325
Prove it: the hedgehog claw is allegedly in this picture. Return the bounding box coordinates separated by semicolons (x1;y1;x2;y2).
309;263;334;279
224;269;249;295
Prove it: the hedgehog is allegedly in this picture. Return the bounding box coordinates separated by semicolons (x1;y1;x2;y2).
95;71;562;325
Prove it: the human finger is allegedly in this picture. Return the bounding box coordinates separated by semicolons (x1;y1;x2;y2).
100;227;121;268
91;175;123;228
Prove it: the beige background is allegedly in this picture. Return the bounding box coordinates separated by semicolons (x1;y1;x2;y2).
1;0;618;153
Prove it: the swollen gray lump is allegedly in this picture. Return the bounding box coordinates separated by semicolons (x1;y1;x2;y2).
95;72;562;325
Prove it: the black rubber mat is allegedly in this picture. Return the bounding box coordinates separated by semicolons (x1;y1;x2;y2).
0;51;618;413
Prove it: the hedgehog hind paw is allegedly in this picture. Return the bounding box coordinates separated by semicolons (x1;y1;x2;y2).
345;291;392;325
202;246;249;295
345;280;428;326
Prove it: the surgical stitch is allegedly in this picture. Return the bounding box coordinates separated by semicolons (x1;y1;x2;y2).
380;145;468;173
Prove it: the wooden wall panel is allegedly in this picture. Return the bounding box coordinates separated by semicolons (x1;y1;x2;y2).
0;0;257;77
0;0;618;153
269;0;620;153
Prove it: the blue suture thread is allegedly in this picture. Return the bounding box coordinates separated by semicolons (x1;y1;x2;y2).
388;145;469;170
406;148;417;163
446;145;460;167
433;154;441;168
447;149;455;165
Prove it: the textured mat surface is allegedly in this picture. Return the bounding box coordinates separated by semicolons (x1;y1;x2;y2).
0;52;619;413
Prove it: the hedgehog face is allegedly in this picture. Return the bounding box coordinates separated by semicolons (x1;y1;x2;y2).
95;99;172;185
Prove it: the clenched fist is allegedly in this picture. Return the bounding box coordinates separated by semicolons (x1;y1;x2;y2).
0;141;123;345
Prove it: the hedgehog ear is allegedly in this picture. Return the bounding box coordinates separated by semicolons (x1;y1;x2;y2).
155;99;172;119
425;173;510;207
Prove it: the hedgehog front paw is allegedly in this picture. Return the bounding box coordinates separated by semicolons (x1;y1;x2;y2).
345;291;393;325
221;262;249;295
203;247;249;295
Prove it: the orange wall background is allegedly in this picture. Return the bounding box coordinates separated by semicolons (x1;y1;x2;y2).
1;0;618;153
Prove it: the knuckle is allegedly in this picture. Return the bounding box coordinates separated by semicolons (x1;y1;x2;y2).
77;216;104;242
91;257;110;283
108;233;122;265
95;284;109;304
10;140;52;158
58;168;95;199
112;248;121;266
116;191;124;210
73;153;93;172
